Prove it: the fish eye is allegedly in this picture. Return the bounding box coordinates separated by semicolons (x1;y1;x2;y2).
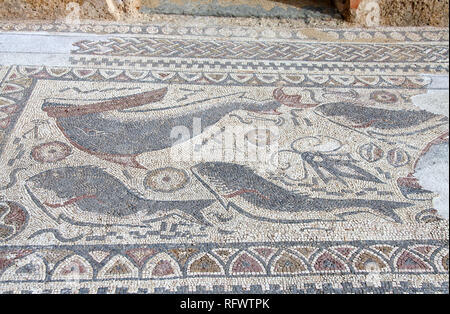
77;169;85;176
80;127;100;136
51;170;64;179
83;129;97;135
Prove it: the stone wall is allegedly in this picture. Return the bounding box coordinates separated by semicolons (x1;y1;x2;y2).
0;0;141;21
333;0;449;26
380;0;449;26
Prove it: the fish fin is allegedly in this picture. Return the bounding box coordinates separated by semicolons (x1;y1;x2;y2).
99;154;146;169
149;199;216;226
367;200;413;223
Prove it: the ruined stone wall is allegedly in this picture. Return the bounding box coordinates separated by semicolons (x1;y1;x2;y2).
333;0;449;26
379;0;449;26
0;0;141;21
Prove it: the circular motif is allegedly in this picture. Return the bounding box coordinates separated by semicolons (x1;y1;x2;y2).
145;26;159;34
364;261;381;272
205;28;218;36
0;201;29;242
117;26;129;34
177;27;188;35
191;28;203;36
144;167;189;193
104;26;118;33
343;32;356;40
370;91;398;104
246;29;258;38
386;148;410;168
219;28;233;37
279;30;292;39
131;26;142;33
374;32;388;40
93;25;104;33
246;129;277;147
358;143;384;163
261;29;276;38
359;32;372;39
162;26;174;34
31;141;72;163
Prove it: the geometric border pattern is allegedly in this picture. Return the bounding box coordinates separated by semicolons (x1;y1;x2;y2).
1;240;448;294
2;281;449;294
70;56;449;74
1;21;449;43
1;240;448;279
69;34;449;75
72;38;449;64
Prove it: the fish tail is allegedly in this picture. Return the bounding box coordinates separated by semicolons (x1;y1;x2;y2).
365;200;413;223
331;198;411;223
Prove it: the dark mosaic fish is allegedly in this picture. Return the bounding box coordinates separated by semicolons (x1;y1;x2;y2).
43;88;168;118
316;102;438;129
26;166;215;225
193;162;413;223
42;89;282;168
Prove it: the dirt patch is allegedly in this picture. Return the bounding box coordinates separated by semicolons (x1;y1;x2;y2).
334;0;449;27
379;0;449;26
0;0;141;21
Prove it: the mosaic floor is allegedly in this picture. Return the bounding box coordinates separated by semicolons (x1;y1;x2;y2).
0;21;449;294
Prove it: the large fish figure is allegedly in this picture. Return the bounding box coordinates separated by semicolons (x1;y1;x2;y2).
26;166;216;226
316;102;439;130
42;88;282;168
192;162;412;223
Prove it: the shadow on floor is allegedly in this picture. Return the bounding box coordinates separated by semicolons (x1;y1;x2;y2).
140;0;342;20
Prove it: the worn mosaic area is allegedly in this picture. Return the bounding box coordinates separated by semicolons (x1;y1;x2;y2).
0;23;449;294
